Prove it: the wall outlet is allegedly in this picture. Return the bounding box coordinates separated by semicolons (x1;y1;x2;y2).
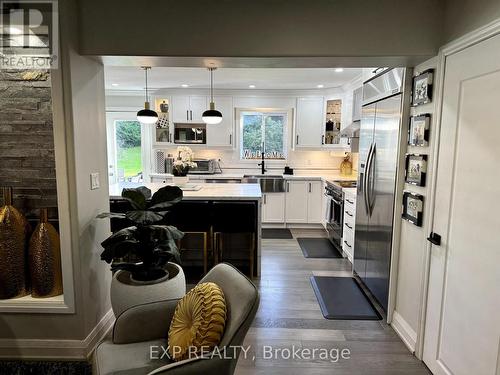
90;172;100;190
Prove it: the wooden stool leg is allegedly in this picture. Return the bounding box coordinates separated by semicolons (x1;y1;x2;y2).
203;232;208;275
250;233;255;279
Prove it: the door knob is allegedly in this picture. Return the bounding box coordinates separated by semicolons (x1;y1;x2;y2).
427;232;441;246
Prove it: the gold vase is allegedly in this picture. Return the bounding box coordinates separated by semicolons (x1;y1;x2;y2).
0;187;30;299
340;157;353;176
29;208;63;298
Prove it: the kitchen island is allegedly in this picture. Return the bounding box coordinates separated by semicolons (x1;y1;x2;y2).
108;182;262;277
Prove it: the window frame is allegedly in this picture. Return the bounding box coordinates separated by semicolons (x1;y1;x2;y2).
237;107;292;162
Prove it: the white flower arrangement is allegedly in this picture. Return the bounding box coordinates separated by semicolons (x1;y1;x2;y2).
173;146;197;176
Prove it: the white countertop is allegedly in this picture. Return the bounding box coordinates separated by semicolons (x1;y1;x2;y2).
109;182;262;201
150;172;358;183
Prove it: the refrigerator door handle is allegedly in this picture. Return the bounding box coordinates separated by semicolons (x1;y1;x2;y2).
367;143;377;215
363;143;373;215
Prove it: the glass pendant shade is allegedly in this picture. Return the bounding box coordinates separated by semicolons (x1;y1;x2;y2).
137;101;158;124
202;102;223;124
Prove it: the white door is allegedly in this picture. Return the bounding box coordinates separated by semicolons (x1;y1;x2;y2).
423;34;500;375
105;112;146;184
307;181;323;223
285;181;308;223
262;193;285;223
171;96;190;123
295;97;324;148
189;96;207;123
207;96;233;147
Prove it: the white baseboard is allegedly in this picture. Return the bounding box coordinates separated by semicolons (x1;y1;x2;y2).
0;309;114;360
391;311;417;354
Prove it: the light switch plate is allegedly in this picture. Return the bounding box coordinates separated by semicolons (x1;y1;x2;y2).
90;172;100;190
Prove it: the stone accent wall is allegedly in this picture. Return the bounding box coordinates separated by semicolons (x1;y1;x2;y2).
0;70;58;222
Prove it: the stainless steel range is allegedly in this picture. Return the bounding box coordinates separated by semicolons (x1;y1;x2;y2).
325;180;356;252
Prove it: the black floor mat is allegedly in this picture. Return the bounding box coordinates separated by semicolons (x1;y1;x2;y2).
262;228;293;239
310;276;382;320
297;237;342;258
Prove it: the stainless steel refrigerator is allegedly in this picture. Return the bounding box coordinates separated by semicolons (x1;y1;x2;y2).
354;67;410;311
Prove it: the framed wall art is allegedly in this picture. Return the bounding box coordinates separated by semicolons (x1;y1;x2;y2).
412;70;433;106
402;191;424;226
405;154;427;186
408;114;430;146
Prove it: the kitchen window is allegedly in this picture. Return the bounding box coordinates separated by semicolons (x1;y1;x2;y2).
239;110;288;160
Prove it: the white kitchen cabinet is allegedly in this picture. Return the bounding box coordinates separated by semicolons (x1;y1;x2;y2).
285;181;309;223
342;189;356;262
171;96;207;123
307;181;323;223
262;193;285;223
295;97;324;148
189;96;207;123
206;96;234;147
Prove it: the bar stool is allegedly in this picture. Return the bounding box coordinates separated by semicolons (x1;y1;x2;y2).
212;201;257;278
169;201;212;275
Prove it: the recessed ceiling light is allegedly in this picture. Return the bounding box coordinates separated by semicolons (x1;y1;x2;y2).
317;84;324;88
111;83;119;87
249;84;256;88
335;68;344;73
181;84;189;88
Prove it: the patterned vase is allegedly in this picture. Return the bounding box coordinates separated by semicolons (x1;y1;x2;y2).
0;187;30;299
28;208;63;298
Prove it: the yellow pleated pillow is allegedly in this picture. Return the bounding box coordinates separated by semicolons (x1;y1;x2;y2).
168;282;227;361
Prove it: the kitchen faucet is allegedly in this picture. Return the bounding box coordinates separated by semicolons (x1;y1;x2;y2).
258;150;266;174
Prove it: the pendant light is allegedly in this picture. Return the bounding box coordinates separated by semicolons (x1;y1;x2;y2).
136;66;158;124
202;67;223;124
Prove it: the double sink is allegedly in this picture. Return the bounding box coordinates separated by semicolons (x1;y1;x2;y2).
204;174;286;193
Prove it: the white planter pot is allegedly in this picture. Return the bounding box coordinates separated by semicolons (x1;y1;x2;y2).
110;262;186;317
172;175;189;185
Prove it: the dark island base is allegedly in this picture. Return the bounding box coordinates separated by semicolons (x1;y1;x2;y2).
109;199;260;280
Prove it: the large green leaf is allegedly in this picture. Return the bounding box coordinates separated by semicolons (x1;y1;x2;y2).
101;227;137;248
96;212;126;219
149;225;184;241
126;210;164;224
149;186;183;210
122;188;150;210
101;239;140;263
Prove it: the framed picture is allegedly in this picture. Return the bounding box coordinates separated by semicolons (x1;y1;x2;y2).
408;114;430;146
405;154;427;186
412;70;433;106
402;192;424;226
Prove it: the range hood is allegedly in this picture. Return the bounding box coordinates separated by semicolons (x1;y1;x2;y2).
338;120;360;139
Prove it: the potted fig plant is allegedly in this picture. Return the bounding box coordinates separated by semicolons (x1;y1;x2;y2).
97;185;186;317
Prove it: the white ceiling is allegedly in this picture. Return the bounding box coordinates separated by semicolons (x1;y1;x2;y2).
104;67;362;91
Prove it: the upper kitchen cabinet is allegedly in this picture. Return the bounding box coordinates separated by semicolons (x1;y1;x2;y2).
206;96;234;147
295;97;324;148
352;87;363;122
171;96;207;123
323;99;342;146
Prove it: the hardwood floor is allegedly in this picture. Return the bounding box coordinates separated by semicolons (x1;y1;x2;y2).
235;228;431;375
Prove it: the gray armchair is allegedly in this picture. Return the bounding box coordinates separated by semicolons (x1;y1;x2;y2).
93;263;260;375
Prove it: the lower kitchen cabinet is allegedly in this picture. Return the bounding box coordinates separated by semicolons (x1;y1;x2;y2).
285;180;323;224
342;189;356;262
262;193;285;223
307;181;323;223
285;181;309;223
